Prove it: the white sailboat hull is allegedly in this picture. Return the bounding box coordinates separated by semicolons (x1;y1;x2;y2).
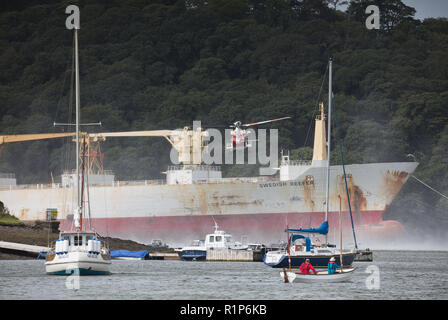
281;267;356;283
45;251;111;275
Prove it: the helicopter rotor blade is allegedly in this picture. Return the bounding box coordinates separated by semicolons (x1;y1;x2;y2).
242;116;292;127
192;124;230;129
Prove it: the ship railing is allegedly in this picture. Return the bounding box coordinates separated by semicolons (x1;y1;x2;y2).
111;179;166;186
0;179;167;190
62;169;115;176
0;173;16;179
167;165;221;172
281;160;312;166
194;176;280;184
2;176;282;188
0;183;63;190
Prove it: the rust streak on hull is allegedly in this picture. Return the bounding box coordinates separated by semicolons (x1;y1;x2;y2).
302;175;315;211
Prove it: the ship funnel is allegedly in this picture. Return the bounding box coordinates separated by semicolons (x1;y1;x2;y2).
312;102;328;167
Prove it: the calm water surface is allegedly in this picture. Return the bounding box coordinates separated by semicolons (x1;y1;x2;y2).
0;250;447;300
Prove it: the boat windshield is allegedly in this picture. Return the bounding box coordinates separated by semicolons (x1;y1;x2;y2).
60;232;96;247
74;235;82;246
225;235;233;243
191;240;204;247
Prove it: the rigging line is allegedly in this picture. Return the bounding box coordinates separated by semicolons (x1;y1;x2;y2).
403;196;448;216
359;175;447;206
53;39;75;125
80;137;87;230
61;38;76;179
66;36;76;232
102;173;109;238
410;175;448;201
86;158;92;231
46;212;51;249
360;180;447;216
59;44;76;234
332;94;358;249
303;62;329;147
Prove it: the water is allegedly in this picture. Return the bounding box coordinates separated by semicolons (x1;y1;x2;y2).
0;250;447;300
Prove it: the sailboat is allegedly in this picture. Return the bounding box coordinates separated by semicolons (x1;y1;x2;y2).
264;59;357;269
280;195;356;283
45;25;111;275
281;265;356;283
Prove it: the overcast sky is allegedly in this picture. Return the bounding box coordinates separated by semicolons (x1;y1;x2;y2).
401;0;448;20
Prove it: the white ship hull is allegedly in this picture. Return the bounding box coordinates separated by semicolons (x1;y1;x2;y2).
1;162;418;246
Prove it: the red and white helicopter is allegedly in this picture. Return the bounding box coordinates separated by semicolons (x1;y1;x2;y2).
225;116;291;150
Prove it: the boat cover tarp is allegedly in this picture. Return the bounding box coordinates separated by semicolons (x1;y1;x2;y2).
110;250;148;258
286;221;329;235
289;234;305;243
289;235;311;252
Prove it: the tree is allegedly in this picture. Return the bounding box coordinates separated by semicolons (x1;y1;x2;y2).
290;146;313;160
326;0;348;10
347;0;416;31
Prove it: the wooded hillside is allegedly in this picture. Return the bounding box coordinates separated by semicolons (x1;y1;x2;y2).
0;0;447;238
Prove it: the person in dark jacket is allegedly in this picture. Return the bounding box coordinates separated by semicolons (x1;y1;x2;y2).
328;257;341;274
299;258;317;275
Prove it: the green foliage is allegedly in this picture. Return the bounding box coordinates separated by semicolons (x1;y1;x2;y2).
0;202;24;226
290;147;313;160
347;0;416;31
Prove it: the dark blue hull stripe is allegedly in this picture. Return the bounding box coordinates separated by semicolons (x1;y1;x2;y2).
47;268;110;276
180;256;207;261
180;250;207;261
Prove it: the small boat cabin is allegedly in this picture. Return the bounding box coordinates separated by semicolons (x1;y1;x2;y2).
55;231;103;254
205;230;235;249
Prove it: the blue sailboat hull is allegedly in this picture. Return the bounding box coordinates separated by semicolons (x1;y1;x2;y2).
179;250;207;261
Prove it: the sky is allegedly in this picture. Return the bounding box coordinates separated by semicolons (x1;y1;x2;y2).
402;0;448;20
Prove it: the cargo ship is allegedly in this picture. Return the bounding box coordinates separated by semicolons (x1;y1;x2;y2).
0;8;419;249
0;103;418;247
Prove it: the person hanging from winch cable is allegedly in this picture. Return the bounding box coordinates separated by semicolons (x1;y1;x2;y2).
299;258;317;275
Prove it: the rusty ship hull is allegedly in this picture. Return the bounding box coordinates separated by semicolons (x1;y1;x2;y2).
0;161;418;246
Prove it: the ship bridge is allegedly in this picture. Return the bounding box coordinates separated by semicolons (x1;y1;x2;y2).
165;165;222;185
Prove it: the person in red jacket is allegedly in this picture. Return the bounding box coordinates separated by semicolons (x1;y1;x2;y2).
299;258;317;275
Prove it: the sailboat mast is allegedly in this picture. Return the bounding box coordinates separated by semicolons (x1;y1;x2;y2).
325;59;332;244
74;27;81;229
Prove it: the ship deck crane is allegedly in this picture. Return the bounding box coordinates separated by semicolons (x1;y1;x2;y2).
0;132;77;153
0;127;210;175
86;127;209;172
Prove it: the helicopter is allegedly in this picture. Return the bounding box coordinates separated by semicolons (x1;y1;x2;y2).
225;116;292;150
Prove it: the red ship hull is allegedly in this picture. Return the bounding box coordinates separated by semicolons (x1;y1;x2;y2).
59;209;403;246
